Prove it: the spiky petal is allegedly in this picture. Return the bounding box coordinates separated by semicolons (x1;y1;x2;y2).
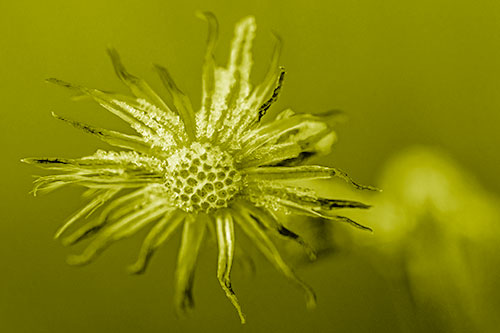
23;14;375;324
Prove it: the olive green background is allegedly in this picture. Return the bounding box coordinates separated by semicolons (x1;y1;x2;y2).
2;0;500;332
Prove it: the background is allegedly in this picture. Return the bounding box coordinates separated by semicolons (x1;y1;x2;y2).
2;0;500;332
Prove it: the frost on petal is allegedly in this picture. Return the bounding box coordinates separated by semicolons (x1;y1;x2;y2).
154;64;196;141
239;112;330;156
237;111;337;166
31;171;162;191
194;15;285;146
236;142;303;168
24;149;166;196
203;16;256;140
230;35;283;142
50;113;160;155
195;11;218;138
243;165;337;180
47;78;181;151
23;150;165;174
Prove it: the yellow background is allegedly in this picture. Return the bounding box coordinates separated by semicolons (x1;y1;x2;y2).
1;0;499;332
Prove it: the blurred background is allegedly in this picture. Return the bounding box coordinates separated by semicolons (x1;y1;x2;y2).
1;0;500;332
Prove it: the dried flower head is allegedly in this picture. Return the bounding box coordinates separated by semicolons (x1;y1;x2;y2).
23;13;375;323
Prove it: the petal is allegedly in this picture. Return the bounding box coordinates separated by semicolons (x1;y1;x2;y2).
50;113;159;155
81;150;164;171
203;16;256;140
128;209;185;274
174;215;206;316
251;33;283;109
244;165;378;191
23;151;163;173
227;16;256;100
231;206;317;309
61;186;154;245
230;34;283;141
47;78;181;151
66;202;170;265
221;67;285;146
195;11;218;138
234;200;316;260
238;112;331;158
244;182;372;231
54;189;120;239
27;150;165;192
254;67;285;122
33;175;82;192
237;113;337;166
271;197;372;232
32;170;162;194
215;210;246;323
236;142;303;168
243;165;335;180
106;47;171;112
153;64;196;141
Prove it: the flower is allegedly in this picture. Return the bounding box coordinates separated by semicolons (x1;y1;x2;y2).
23;13;374;323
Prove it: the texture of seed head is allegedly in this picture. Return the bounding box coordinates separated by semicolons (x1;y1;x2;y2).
164;142;242;213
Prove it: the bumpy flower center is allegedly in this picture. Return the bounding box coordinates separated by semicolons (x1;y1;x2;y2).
164;142;242;213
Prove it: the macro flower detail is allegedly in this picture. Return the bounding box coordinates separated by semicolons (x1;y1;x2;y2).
23;13;375;323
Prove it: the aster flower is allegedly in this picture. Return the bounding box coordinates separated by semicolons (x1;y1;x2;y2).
23;13;375;323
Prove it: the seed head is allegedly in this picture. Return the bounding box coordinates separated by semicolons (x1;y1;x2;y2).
164;142;242;213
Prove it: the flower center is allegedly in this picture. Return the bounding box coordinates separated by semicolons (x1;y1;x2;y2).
164;142;242;213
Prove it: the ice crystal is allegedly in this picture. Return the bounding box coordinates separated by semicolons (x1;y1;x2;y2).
23;13;376;323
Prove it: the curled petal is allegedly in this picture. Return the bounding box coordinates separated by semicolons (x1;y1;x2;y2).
232;33;283;139
235;200;316;260
154;64;196;141
54;189;120;239
204;16;256;141
256;67;285;122
276;198;372;232
128;209;185;274
174;215;206;316
215;211;246;323
66;202;170;265
107;47;170;112
61;187;153;246
231;206;317;309
252;33;282;106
